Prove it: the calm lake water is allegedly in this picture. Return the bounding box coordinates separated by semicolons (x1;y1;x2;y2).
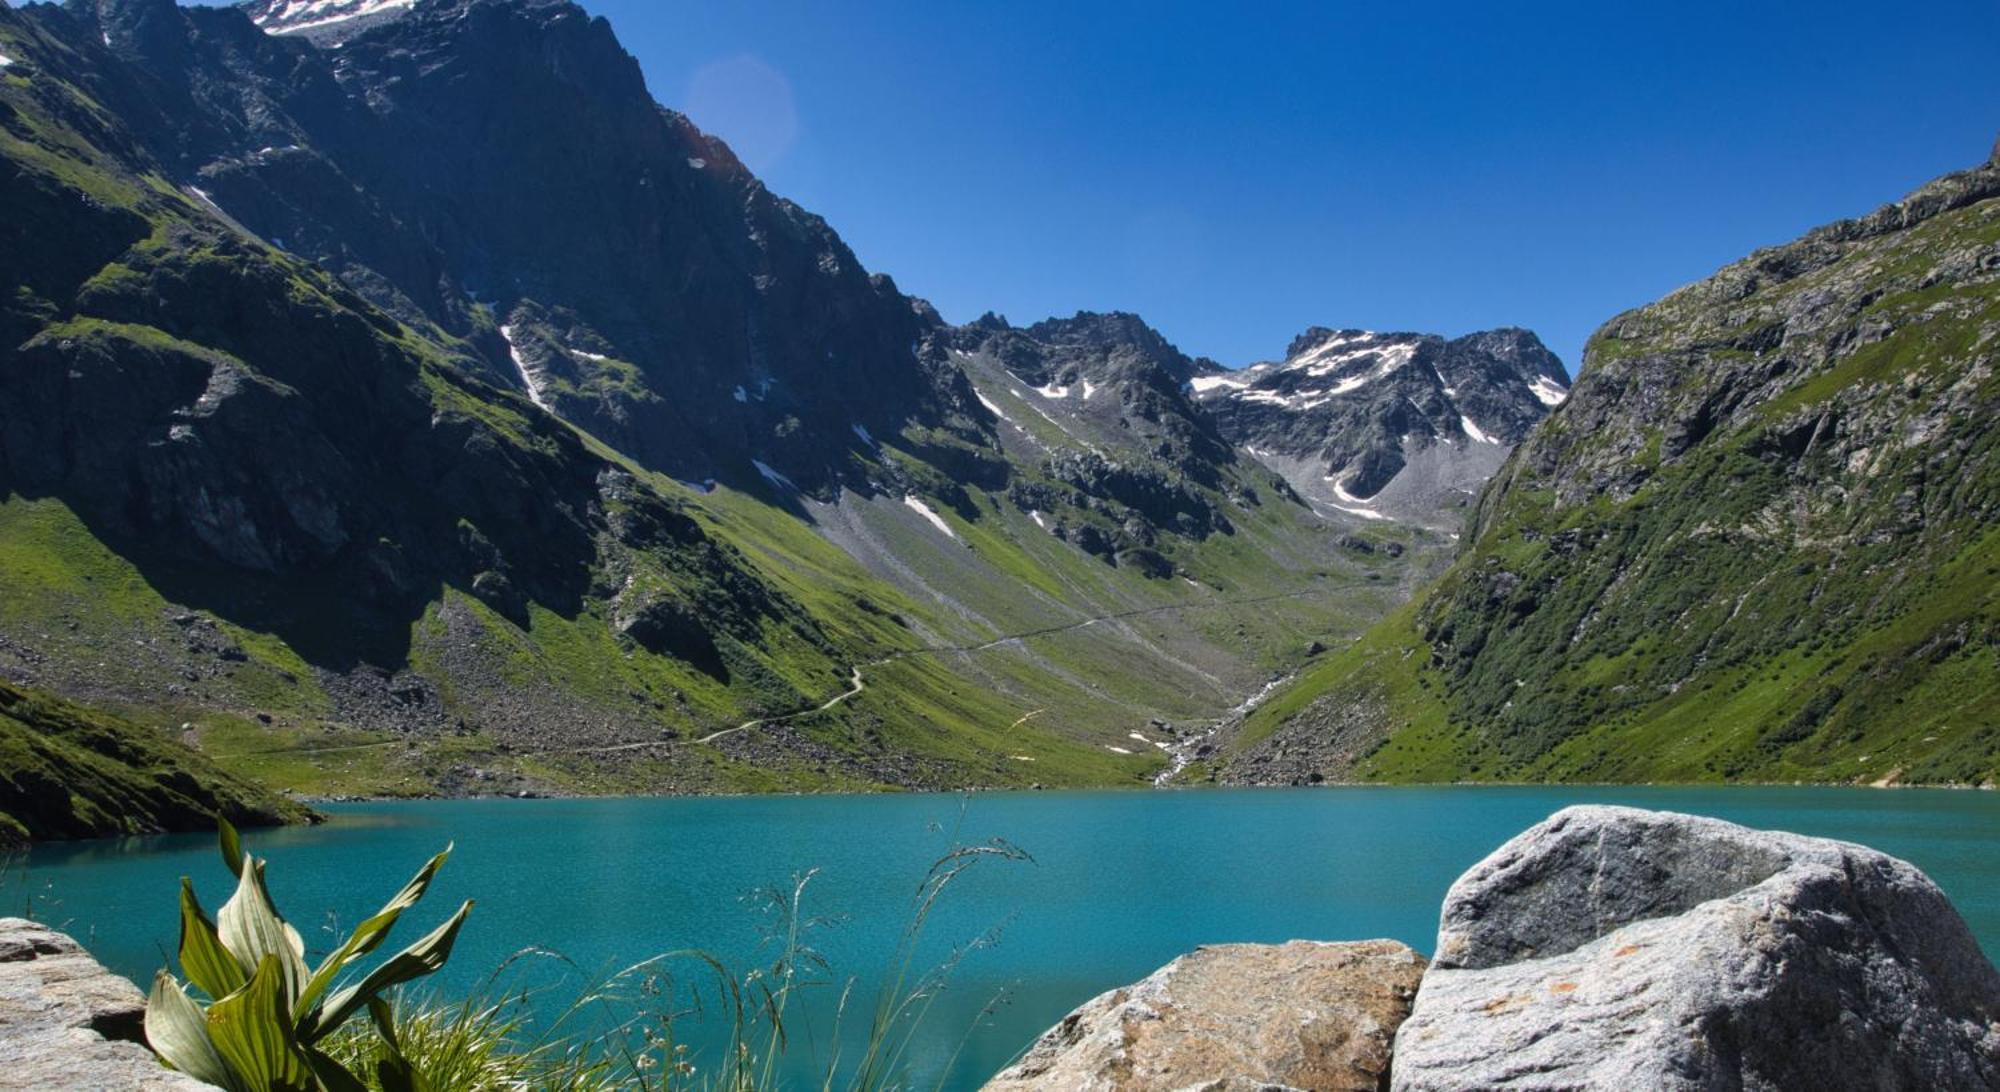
14;786;1999;1089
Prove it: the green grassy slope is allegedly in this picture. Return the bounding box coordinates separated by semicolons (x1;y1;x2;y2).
1219;148;2000;787
0;679;312;846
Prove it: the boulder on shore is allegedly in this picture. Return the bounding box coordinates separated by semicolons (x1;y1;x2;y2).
1390;805;2000;1090
985;939;1425;1092
0;917;207;1090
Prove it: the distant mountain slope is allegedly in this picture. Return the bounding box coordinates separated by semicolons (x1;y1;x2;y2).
1211;143;2000;787
1194;327;1568;529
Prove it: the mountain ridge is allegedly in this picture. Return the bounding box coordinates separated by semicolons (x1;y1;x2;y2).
1210;141;2000;788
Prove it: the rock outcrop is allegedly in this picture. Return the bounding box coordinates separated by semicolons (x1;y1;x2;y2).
1391;805;2000;1090
0;918;206;1090
986;939;1425;1091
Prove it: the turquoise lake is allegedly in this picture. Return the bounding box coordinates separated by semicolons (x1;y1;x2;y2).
15;786;2000;1089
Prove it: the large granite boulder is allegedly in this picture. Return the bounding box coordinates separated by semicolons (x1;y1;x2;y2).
1391;805;2000;1090
987;939;1425;1091
0;917;208;1090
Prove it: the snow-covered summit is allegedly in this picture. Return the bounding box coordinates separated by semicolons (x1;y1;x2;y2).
243;0;417;40
1192;325;1569;529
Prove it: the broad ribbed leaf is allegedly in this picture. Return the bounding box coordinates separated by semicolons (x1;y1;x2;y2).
206;955;313;1092
308;900;473;1042
217;857;307;1003
296;844;453;1016
178;878;246;1000
218;816;246;878
145;971;241;1091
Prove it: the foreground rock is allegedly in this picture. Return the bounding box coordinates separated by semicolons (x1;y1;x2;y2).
1392;805;2000;1090
0;918;206;1090
987;939;1424;1091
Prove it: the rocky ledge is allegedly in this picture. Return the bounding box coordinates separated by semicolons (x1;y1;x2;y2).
0;917;205;1090
994;806;2000;1091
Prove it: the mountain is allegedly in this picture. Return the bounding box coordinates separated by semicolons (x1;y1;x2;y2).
0;0;1429;804
1193;327;1570;529
1210;143;2000;788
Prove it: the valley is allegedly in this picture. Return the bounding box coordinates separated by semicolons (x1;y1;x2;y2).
0;0;1993;841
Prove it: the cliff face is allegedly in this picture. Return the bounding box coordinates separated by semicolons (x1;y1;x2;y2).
1221;144;2000;786
48;0;965;494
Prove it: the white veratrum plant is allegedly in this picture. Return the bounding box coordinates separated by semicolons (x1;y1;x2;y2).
144;819;474;1092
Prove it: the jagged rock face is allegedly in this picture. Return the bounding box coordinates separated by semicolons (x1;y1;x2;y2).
1391;806;2000;1090
946;311;1264;569
1194;327;1568;529
55;0;965;494
958;311;1235;477
987;939;1425;1092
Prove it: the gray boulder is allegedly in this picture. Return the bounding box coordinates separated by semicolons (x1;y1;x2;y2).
0;917;208;1090
988;939;1425;1092
1391;805;2000;1090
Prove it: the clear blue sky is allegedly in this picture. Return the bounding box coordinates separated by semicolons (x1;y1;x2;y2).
232;1;2000;372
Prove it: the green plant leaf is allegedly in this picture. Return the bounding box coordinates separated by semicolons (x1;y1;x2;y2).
177;877;246;1000
307;900;473;1043
366;997;431;1092
145;971;241;1091
218;816;246;878
217;857;307;1002
302;1045;371;1092
206;955;313;1092
296;844;453;1017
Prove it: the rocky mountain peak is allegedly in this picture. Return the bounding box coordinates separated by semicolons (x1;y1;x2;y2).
1194;325;1568;528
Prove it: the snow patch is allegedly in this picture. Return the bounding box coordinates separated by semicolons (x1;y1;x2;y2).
1032;382;1071;399
732;385;748;403
1190;373;1248;393
752;460;796;492
1328;477;1390;521
1105;745;1134;755
1081;379;1099;401
1029;510;1048;529
251;0;416;36
903;496;957;539
974;391;1009;421
0;53;17;69
497;325;553;412
687;157;707;169
851;423;875;448
572;349;609;362
1529;374;1569;406
1460;415;1499;444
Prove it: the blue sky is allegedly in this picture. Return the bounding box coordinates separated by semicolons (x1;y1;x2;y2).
240;1;1999;372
